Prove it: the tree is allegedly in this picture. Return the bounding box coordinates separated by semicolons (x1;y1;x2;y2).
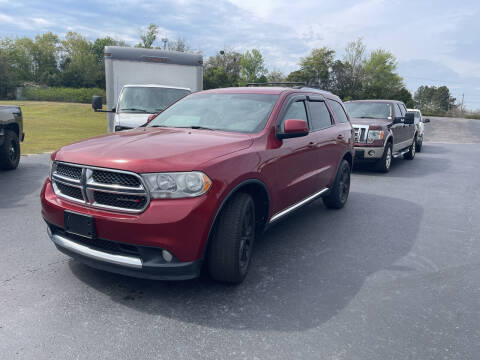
31;32;61;86
267;70;285;83
137;23;159;48
393;87;414;108
240;49;267;84
342;38;366;99
285;69;307;84
60;32;99;88
203;50;242;89
414;85;455;113
167;38;189;52
299;47;336;89
363;49;403;99
91;36;126;88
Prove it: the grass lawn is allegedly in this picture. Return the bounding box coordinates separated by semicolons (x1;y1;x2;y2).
0;100;107;154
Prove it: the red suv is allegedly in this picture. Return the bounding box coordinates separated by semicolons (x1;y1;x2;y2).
41;87;354;283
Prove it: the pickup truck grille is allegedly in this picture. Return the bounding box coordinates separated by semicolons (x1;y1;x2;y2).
51;162;149;213
353;125;369;143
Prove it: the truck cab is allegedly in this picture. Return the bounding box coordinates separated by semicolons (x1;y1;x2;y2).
344;100;417;172
112;84;191;131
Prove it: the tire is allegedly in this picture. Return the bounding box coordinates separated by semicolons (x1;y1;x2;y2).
208;193;256;284
404;136;416;160
0;130;20;170
415;137;423;152
323;159;351;209
376;141;392;173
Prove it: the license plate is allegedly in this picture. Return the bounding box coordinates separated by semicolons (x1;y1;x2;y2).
64;211;96;239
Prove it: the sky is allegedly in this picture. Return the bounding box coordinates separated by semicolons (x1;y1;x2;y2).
1;0;479;109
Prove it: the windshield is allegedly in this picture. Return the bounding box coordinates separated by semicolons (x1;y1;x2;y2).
147;93;279;133
344;102;392;119
118;87;190;113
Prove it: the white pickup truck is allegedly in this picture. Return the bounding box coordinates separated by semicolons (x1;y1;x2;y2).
407;108;430;152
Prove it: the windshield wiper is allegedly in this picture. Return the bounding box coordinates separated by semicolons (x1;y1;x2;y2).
120;108;149;113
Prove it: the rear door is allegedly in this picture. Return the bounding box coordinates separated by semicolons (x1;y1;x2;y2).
393;103;407;150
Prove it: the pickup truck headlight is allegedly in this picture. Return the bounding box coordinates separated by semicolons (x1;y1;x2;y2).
367;130;384;143
142;172;212;199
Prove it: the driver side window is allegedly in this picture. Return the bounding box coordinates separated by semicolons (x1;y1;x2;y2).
281;100;307;131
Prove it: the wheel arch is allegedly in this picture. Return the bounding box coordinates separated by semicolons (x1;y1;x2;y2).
202;178;271;259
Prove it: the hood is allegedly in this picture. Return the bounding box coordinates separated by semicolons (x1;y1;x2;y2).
350;117;392;128
115;112;151;129
54;127;253;173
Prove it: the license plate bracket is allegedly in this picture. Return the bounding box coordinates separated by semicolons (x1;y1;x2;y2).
64;211;96;239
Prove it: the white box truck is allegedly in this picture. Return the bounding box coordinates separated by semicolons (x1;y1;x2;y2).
94;46;203;132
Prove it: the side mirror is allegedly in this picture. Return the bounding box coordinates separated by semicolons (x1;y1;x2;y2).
277;119;309;139
393;117;404;125
423;118;430;123
404;112;415;125
92;96;103;111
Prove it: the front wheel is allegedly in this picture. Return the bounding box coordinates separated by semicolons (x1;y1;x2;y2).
0;130;20;170
208;193;256;284
376;142;392;173
323;159;351;209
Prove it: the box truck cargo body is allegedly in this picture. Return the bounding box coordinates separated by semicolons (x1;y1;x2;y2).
104;46;203;132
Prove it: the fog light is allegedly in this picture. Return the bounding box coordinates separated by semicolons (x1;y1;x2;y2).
368;150;375;156
162;250;173;263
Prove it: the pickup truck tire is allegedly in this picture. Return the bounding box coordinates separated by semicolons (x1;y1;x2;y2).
0;130;20;170
208;192;256;283
376;141;392;173
323;160;351;209
404;136;416;160
415;137;423;152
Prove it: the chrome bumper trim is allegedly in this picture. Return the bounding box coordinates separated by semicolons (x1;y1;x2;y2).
49;231;143;269
270;188;329;223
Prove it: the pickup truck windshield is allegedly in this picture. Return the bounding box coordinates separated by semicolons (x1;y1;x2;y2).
148;93;279;133
345;102;392;119
118;87;190;114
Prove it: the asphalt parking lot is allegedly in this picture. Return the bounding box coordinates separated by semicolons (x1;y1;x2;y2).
1;117;479;360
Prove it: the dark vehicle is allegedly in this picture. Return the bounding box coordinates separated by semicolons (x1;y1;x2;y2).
42;86;353;284
344;100;417;173
0;105;24;170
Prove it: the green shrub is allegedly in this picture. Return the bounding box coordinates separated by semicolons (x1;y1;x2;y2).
22;87;105;104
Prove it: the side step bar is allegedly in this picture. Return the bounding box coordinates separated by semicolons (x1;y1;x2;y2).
392;149;409;158
269;188;329;223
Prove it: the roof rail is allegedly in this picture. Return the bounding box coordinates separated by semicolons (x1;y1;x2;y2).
246;82;306;87
299;86;333;94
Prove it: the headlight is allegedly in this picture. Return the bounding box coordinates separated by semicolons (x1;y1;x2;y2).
49;159;57;180
367;130;383;143
142;172;212;199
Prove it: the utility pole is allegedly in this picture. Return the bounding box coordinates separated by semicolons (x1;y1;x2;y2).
461;93;465;112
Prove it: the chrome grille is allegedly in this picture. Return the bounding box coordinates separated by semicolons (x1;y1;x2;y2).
353;125;369;143
92;170;141;188
56;163;82;180
51;162;149;213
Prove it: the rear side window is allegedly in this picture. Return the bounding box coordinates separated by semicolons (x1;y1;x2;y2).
281;100;307;131
327;100;349;123
396;103;405;117
308;101;332;131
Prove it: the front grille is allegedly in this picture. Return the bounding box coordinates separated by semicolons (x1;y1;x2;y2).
56;182;83;200
51;162;149;213
92;170;141;188
94;191;147;210
56;163;82;179
353;125;369;143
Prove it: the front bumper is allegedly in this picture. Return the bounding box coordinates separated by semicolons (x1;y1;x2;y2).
354;146;385;160
41;178;218;279
46;224;202;280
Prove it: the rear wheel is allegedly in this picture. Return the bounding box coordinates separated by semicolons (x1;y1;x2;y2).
404;136;416;160
0;130;20;170
323;159;351;209
376;142;392;173
208;193;256;283
415;136;423;152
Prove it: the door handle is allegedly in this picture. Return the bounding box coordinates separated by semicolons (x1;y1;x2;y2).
337;134;344;140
